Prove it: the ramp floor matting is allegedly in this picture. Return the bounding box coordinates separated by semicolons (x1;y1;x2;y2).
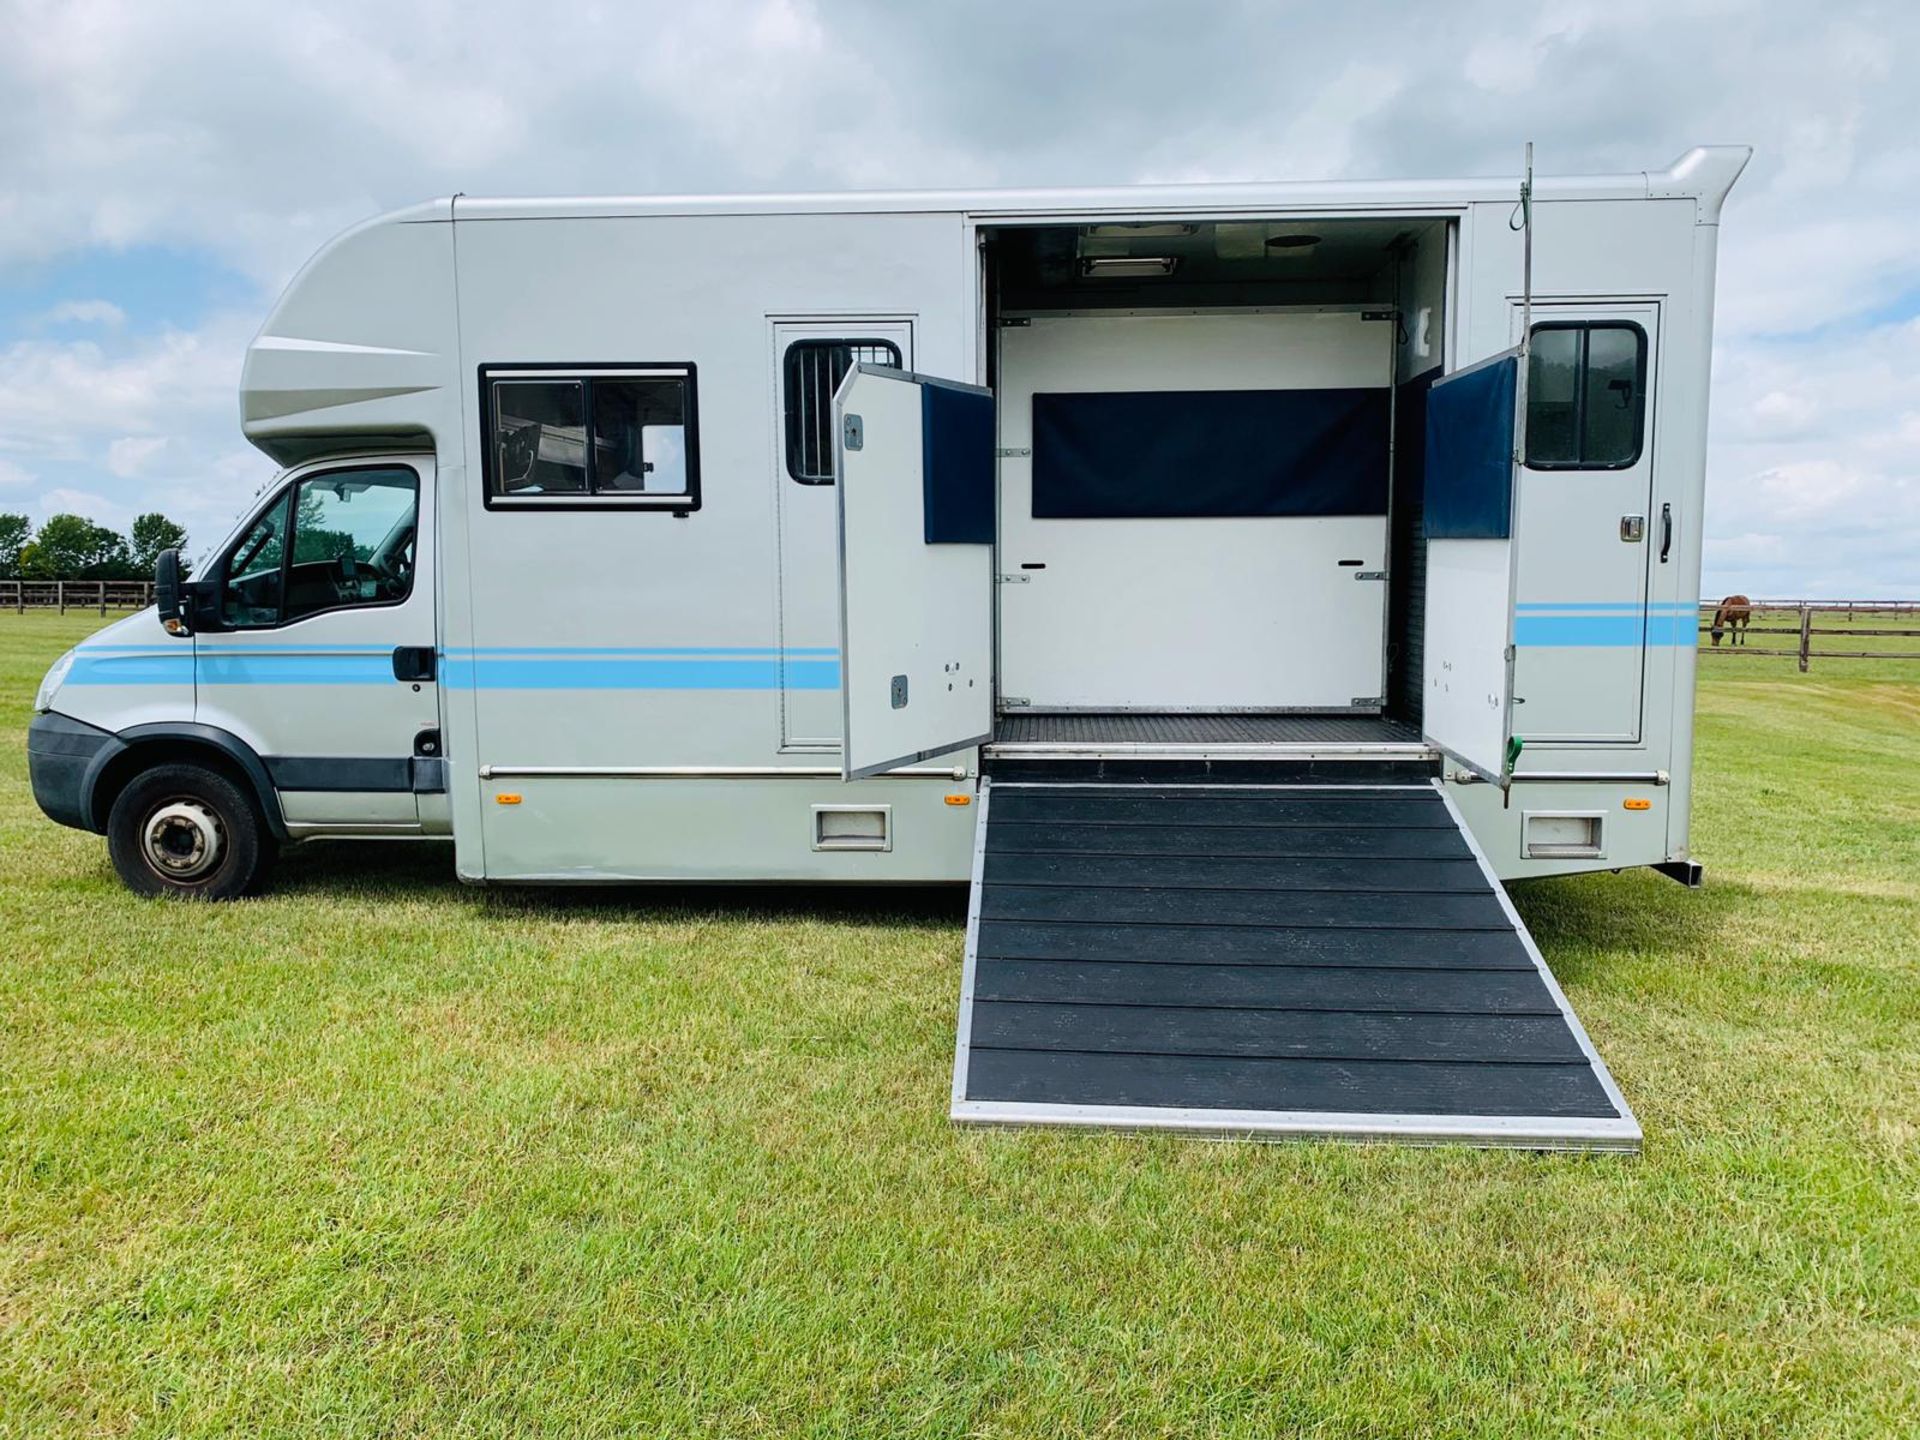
993;713;1424;746
952;780;1640;1149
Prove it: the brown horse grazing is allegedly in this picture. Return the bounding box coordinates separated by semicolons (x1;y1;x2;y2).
1711;594;1752;646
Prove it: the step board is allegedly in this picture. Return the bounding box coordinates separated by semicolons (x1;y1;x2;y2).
952;778;1640;1151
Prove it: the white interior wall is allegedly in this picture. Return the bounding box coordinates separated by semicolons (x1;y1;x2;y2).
997;310;1394;711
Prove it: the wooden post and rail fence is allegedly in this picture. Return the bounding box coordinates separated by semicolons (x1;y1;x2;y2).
1697;599;1920;672
1;582;1915;672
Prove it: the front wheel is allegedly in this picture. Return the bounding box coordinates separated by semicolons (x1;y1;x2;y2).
106;763;274;899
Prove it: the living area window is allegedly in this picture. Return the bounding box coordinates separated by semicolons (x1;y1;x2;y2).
482;365;699;511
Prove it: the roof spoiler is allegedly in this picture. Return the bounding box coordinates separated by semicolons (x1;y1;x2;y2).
1647;146;1752;224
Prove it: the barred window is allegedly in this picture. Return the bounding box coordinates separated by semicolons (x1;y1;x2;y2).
783;340;902;484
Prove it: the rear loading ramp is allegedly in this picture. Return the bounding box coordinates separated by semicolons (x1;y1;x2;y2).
953;779;1639;1150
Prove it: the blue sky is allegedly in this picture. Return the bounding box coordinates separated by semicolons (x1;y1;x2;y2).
1;0;1916;597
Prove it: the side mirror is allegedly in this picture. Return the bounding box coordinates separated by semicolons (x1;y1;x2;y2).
155;548;190;636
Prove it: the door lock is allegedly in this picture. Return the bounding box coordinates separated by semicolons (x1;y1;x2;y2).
1619;514;1646;542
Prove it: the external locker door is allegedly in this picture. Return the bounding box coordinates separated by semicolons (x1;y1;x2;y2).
833;365;995;780
1421;350;1521;785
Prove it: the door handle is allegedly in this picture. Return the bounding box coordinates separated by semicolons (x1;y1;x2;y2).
1659;503;1673;563
392;645;436;682
1619;514;1646;543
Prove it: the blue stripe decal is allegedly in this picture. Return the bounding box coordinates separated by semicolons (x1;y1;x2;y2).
66;653;195;686
199;653;399;686
440;656;839;691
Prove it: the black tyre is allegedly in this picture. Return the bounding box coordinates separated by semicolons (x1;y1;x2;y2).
106;763;274;900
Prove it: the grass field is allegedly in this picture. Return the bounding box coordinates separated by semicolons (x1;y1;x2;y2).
2;613;1915;1438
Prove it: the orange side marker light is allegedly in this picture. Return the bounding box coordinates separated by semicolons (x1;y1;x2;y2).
496;793;523;806
945;793;972;806
1623;797;1651;811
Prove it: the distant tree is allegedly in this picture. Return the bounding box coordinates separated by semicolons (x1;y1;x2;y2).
0;513;28;579
128;512;190;574
19;514;132;580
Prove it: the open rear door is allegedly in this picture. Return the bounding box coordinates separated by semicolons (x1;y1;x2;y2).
1422;350;1522;785
834;365;995;780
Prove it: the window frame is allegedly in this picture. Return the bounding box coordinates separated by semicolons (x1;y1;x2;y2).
782;338;904;485
213;460;423;631
1522;320;1649;472
479;362;701;513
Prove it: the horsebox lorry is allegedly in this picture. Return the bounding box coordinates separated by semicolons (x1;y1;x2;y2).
28;146;1750;1148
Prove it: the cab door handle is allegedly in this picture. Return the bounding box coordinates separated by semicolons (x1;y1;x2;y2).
1619;514;1646;542
392;646;436;682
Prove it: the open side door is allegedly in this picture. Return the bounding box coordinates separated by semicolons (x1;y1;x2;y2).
1422;350;1522;785
834;364;995;780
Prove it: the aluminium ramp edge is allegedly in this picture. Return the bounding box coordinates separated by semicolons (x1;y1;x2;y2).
950;777;1640;1151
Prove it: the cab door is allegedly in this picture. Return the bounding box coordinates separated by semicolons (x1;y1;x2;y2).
195;458;438;828
833;365;995;780
1509;304;1659;743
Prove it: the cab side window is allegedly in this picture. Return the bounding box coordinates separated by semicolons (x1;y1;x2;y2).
219;466;420;628
220;491;291;627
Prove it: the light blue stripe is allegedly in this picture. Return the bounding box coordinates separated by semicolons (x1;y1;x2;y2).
199;653;397;686
66;654;195;686
1515;602;1698;613
440;656;840;691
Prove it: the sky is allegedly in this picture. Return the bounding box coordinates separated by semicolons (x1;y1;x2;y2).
0;0;1915;598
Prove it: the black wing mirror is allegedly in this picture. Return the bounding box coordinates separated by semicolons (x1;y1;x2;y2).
155;547;190;636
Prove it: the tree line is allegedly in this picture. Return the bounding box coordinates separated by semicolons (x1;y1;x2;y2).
0;512;189;582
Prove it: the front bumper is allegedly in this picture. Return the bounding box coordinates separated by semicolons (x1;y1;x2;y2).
26;712;123;833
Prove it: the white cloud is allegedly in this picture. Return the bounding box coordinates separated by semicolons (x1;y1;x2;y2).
105;434;167;476
0;457;33;490
40;298;126;327
37;486;131;530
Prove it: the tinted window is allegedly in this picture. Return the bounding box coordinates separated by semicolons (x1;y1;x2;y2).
221;491;290;627
783;340;902;483
485;369;698;506
1525;323;1646;469
494;380;587;495
283;468;419;622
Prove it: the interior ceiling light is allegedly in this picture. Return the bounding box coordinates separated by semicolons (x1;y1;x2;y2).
1266;233;1322;250
1078;256;1180;278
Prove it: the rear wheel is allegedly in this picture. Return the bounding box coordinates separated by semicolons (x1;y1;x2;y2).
106;763;274;899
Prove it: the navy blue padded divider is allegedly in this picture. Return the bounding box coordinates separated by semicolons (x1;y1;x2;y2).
1031;388;1389;519
921;382;995;544
1424;355;1518;540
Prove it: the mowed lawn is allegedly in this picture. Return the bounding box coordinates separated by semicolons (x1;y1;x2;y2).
1;613;1915;1438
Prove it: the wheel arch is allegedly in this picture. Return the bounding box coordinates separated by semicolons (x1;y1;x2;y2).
87;724;288;841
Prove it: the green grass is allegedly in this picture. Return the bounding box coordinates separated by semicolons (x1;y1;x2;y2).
2;613;1916;1438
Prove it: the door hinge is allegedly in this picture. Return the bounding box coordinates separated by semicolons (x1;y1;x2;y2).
1000;696;1031;708
1353;570;1387;581
996;447;1030;458
996;573;1031;584
1350;696;1384;709
999;316;1031;328
1361;309;1395;322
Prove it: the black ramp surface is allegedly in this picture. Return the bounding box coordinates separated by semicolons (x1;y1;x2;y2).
953;780;1640;1148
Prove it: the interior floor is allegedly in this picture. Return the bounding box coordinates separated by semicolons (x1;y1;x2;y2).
992;713;1422;746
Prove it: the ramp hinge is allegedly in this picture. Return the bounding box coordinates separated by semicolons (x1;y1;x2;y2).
996;573;1030;584
1353;570;1387;581
1000;697;1031;708
999;316;1031;327
996;447;1030;458
1350;696;1384;709
1361;309;1395;322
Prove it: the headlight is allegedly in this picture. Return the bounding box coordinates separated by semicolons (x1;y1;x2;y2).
34;649;76;713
